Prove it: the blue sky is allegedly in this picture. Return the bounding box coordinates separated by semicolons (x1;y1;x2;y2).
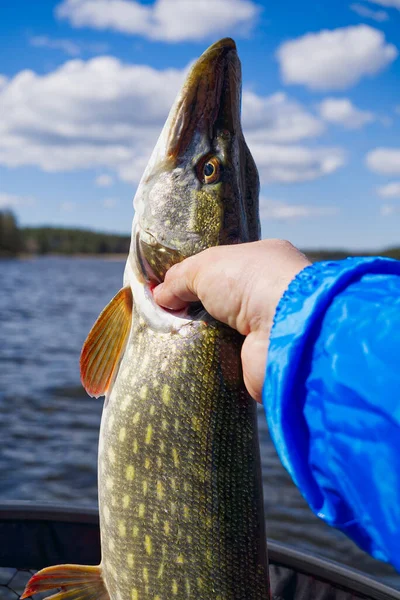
1;0;400;249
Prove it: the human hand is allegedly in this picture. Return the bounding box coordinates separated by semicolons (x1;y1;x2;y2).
153;239;311;402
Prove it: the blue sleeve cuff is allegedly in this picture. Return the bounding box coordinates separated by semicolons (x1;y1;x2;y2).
262;256;400;566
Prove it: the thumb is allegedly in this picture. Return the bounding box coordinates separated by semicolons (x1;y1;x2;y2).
153;257;201;310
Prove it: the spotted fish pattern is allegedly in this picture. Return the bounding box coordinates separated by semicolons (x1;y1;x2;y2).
99;308;268;599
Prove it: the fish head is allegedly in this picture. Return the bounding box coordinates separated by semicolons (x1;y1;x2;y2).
131;38;260;287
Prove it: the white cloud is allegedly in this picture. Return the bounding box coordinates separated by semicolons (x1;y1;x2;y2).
260;198;339;220
319;98;374;128
277;25;398;90
60;201;76;212
366;0;400;8
56;0;260;42
29;35;109;56
366;148;400;174
381;204;400;216
350;3;389;21
377;181;400;197
380;115;393;126
0;56;343;186
242;91;324;143
0;193;35;208
0;75;8;92
242;93;344;184
252;144;346;183
102;197;118;208
0;56;186;183
30;36;81;57
95;174;114;187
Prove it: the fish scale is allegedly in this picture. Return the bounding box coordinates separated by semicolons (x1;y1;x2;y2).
99;309;268;599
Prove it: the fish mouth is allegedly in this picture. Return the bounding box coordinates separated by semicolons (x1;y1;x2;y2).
127;38;242;328
135;229;205;320
134;37;241;286
136;230;186;286
166;37;241;161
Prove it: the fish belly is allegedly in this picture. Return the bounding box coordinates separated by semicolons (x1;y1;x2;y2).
98;312;269;600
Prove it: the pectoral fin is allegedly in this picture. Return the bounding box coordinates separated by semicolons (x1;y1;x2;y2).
21;564;109;600
80;286;133;398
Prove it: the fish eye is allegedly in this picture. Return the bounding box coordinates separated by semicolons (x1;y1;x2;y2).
198;156;221;185
204;162;215;177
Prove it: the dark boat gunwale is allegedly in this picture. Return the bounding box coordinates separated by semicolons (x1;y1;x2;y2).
0;502;399;600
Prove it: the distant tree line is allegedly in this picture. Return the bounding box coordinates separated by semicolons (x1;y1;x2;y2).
302;248;400;262
22;226;130;255
0;209;399;260
0;210;130;256
0;210;23;256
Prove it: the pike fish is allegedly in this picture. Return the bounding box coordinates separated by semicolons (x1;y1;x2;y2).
22;38;269;600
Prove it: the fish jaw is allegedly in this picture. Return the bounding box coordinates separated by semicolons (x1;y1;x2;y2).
127;37;259;302
165;37;241;161
123;216;194;334
132;38;240;221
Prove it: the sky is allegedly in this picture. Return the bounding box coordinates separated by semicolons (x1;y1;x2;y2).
1;0;400;250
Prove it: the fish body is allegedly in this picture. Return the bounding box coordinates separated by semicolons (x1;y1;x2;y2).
99;304;268;599
23;38;269;600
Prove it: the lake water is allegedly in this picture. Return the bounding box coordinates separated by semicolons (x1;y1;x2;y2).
0;257;398;589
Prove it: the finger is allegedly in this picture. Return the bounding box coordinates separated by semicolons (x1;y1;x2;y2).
241;331;269;404
153;258;201;310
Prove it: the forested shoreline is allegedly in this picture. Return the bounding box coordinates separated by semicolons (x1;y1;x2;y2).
0;211;130;257
1;210;399;261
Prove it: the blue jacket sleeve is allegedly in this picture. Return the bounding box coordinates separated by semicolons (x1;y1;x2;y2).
262;257;400;570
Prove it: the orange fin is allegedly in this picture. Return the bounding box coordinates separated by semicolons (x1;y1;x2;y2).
21;564;109;600
80;286;133;398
